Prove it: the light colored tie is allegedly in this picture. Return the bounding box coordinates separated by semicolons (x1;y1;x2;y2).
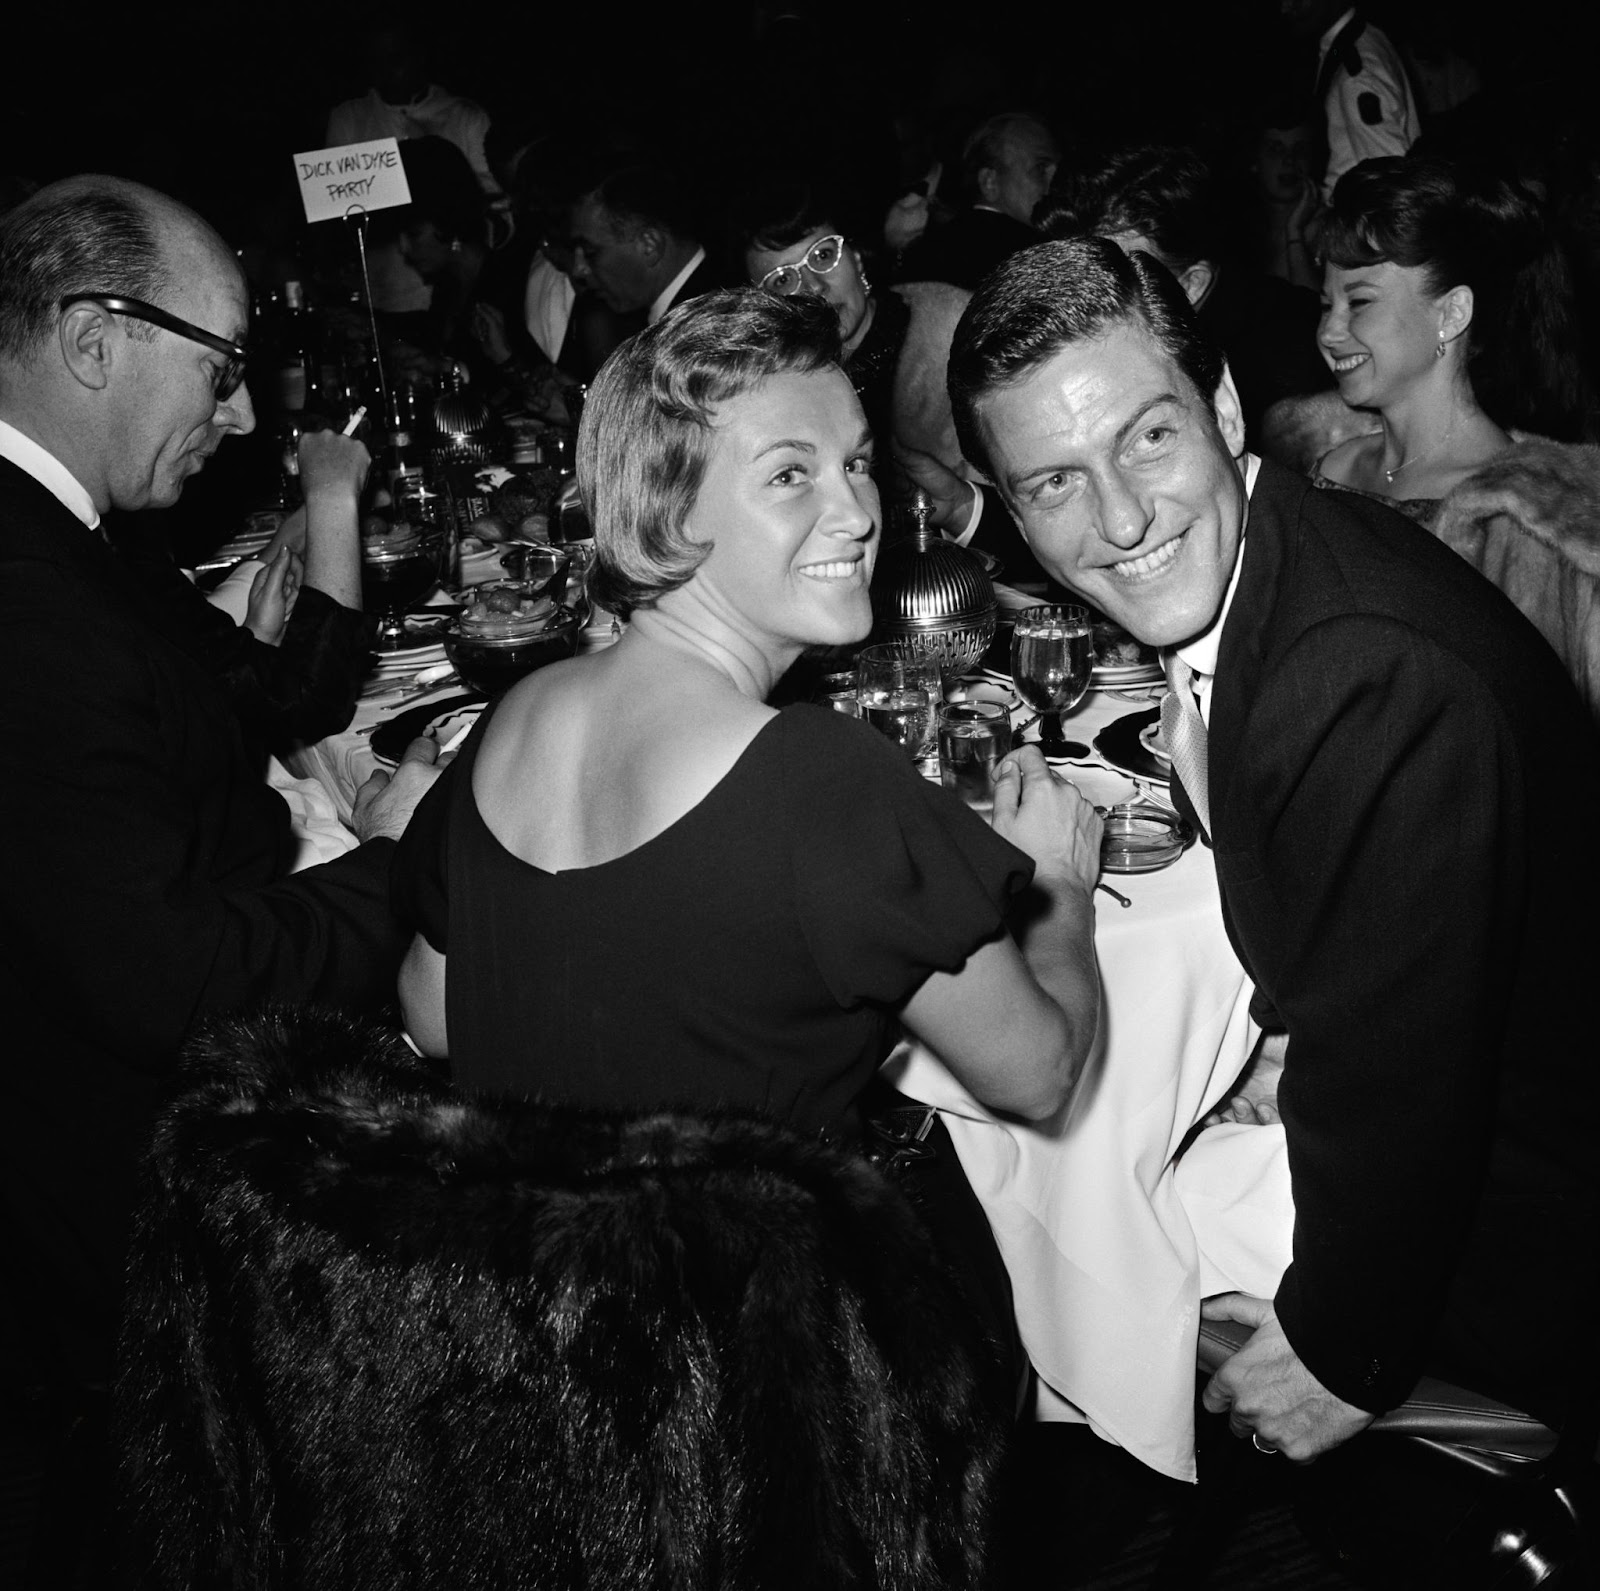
1160;652;1211;837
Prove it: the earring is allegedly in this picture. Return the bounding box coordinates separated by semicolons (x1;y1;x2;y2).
859;266;872;293
1435;336;1447;359
450;238;463;255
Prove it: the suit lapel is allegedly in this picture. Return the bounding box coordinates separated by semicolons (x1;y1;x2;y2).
1208;459;1306;842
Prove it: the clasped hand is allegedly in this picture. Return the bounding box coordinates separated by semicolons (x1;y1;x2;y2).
1200;1294;1375;1461
990;745;1102;896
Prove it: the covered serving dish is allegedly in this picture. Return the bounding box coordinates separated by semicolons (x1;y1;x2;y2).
870;493;998;676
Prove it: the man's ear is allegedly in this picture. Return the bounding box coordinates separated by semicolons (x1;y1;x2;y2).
1178;259;1217;310
1213;361;1246;458
636;224;666;266
58;304;115;392
976;166;1001;208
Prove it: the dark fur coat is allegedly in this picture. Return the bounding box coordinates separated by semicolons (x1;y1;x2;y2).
115;1007;1004;1590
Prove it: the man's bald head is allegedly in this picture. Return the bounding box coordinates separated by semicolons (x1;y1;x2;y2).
0;176;230;366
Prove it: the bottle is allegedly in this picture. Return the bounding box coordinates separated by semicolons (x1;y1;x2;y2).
276;281;313;413
377;395;426;502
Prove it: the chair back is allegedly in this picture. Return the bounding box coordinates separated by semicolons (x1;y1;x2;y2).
115;1007;1004;1591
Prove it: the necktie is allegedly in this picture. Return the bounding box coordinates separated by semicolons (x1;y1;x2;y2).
1160;652;1211;838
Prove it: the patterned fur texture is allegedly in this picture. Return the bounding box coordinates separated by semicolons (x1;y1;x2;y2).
115;1007;1004;1590
1432;437;1600;721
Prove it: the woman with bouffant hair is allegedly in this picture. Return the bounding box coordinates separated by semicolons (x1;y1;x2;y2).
392;288;1104;1403
1314;153;1594;511
395;287;1100;1135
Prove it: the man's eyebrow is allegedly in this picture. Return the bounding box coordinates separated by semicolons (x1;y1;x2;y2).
1113;393;1185;449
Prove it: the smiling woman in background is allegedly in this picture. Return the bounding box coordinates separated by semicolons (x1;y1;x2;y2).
1313;154;1592;519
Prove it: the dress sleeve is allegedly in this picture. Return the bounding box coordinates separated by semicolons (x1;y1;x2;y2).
783;706;1033;1009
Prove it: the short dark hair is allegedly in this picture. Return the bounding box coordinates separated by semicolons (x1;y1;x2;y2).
579;289;843;615
1037;145;1220;274
730;177;840;259
0;178;172;362
583;164;700;244
1321;155;1592;440
948;237;1226;482
397;136;487;247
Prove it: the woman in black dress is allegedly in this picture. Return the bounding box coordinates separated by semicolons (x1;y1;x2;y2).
393;289;1101;1137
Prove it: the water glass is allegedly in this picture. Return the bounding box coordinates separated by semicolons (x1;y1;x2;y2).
817;668;861;718
856;643;941;761
939;701;1010;811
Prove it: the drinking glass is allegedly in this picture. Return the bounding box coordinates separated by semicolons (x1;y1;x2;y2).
817;667;861;718
361;483;449;652
856;644;941;763
1011;604;1094;757
939;701;1010;811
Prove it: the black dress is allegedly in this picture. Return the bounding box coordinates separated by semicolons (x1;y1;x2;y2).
392;701;1031;1135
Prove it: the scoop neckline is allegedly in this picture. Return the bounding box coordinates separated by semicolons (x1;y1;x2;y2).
466;704;798;878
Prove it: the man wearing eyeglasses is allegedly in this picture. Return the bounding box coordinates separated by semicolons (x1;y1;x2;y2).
0;175;440;1562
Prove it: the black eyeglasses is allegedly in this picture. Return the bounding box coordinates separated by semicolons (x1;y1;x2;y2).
58;293;250;401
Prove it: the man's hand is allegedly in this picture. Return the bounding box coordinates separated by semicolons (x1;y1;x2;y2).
892;444;978;533
243;544;302;646
991;745;1103;897
298;429;370;505
352;737;442;844
471;302;514;366
1200;1294;1375;1461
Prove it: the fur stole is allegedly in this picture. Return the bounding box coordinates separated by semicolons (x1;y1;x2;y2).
1431;437;1600;719
115;1006;1004;1591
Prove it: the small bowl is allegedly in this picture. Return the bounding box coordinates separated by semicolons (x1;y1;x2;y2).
1100;803;1188;874
443;596;582;695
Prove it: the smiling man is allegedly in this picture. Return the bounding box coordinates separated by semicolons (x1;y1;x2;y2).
947;237;1600;1466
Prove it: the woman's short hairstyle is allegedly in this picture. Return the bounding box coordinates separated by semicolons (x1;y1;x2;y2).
730;177;841;259
579;289;843;615
1321;154;1592;439
948;236;1225;484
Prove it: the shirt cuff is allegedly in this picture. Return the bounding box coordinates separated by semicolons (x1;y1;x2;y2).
944;482;983;547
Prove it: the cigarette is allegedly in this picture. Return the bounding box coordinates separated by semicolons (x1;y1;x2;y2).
438;718;476;755
342;406;367;436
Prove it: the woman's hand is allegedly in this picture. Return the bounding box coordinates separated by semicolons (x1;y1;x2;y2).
471;302;513;366
991;745;1103;896
298;429;370;504
243;544;302;646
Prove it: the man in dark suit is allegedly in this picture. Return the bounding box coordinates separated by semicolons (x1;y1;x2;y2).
946;237;1599;1459
895;112;1058;292
566;164;721;326
0;175;440;1534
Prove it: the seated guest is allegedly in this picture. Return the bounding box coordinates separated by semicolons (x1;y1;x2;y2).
1039;143;1335;448
894;112;1059;290
0;175;441;1465
566;164;721;325
113;428;374;757
393;290;1102;1372
1245;98;1327;292
734;178;972;471
1315;153;1594;515
947;235;1600;1459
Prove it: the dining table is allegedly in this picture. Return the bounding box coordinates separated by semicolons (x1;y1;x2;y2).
283;583;1291;1484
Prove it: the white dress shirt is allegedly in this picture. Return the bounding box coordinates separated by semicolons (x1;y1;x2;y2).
0;419;100;530
647;246;706;326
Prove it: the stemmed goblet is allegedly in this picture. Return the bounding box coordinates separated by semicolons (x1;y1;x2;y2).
1011;604;1095;757
361;482;449;652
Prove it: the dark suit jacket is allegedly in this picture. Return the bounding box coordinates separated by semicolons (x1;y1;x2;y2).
1196;462;1600;1424
660;251;726;318
0;460;408;1388
894;207;1040;292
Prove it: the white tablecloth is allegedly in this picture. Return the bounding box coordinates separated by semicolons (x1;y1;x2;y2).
887;667;1293;1483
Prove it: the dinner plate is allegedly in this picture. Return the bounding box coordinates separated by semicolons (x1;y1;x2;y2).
946;676;1019;710
1092;659;1164;689
1138;721;1172;764
370;692;488;764
1095;707;1169;785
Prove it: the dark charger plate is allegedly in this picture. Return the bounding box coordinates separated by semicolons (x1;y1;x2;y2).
370;692;488;765
1094;706;1170;785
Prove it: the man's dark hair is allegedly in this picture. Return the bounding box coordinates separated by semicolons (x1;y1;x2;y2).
948;237;1226;482
1036;145;1220;274
586;164;701;243
0;179;171;361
